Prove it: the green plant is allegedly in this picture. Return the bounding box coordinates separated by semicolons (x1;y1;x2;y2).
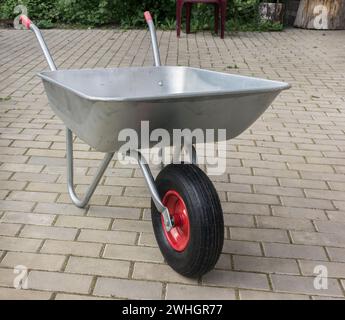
56;0;116;26
36;19;54;28
0;0;59;27
0;0;284;31
158;17;176;30
0;0;18;19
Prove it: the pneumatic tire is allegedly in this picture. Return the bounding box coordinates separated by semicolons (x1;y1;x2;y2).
151;164;224;278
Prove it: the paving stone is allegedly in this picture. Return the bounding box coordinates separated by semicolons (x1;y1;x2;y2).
327;211;345;222
55;215;111;230
0;287;52;300
20;225;78;241
314;220;345;235
55;293;113;300
166;284;236;300
230;174;278;186
253;168;299;179
26;182;67;193
215;254;231;270
228;192;280;205
109;196;150;208
87;205;141;220
263;243;328;261
11;172;58;183
1;212;55;226
8;191;57;203
279;178;328;190
239;290;310;300
0;180;26;191
133;262;198;285
291;231;345;248
57;193;108;206
78;229;136;245
230;227;290;243
138;232;157;247
223;214;255;228
93;277;162;299
0;236;42;253
299;260;345;278
334;201;345;211
65;256;130;278
103;244;163;263
254;185;304;197
327;247;345;263
222;202;270;215
256;216;315;231
0;267;17;287
272;206;327;220
312;295;345;300
0;223;22;236
271;274;343;297
0;200;35;212
203;270;270;290
0;163;43;173
28;271;93;294
305;189;345;201
222;240;262;256
233;256;300;275
41;240;102;257
280;197;334;210
112;219;153;233
34;202;86;216
1;252;65;271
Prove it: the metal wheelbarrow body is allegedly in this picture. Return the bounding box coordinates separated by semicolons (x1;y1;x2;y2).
39;66;288;152
18;12;290;278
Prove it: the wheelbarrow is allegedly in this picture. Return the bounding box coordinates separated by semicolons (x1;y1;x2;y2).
18;12;289;277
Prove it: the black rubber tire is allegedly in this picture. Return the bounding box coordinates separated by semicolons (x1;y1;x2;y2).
151;164;224;278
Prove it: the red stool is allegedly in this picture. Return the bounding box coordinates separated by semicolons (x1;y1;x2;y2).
176;0;227;38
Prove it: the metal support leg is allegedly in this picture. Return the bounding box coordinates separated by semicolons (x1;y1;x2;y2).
128;150;172;231
66;128;114;208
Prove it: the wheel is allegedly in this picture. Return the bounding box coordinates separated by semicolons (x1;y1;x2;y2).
151;164;224;277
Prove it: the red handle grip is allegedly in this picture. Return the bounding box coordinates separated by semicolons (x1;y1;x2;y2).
144;11;152;22
19;15;32;29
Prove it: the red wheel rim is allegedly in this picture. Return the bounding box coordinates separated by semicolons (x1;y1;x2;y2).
161;190;190;252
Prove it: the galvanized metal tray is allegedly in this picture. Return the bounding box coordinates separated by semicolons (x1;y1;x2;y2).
39;66;289;152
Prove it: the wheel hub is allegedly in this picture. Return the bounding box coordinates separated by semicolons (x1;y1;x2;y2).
161;190;190;252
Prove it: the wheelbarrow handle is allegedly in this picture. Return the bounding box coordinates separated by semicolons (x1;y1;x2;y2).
18;15;57;71
19;15;32;29
144;11;161;67
144;11;153;23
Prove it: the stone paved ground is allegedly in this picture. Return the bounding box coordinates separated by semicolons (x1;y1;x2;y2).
0;27;345;300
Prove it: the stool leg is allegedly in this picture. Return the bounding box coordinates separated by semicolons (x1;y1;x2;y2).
220;1;226;38
214;4;219;34
186;3;192;34
176;0;183;37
